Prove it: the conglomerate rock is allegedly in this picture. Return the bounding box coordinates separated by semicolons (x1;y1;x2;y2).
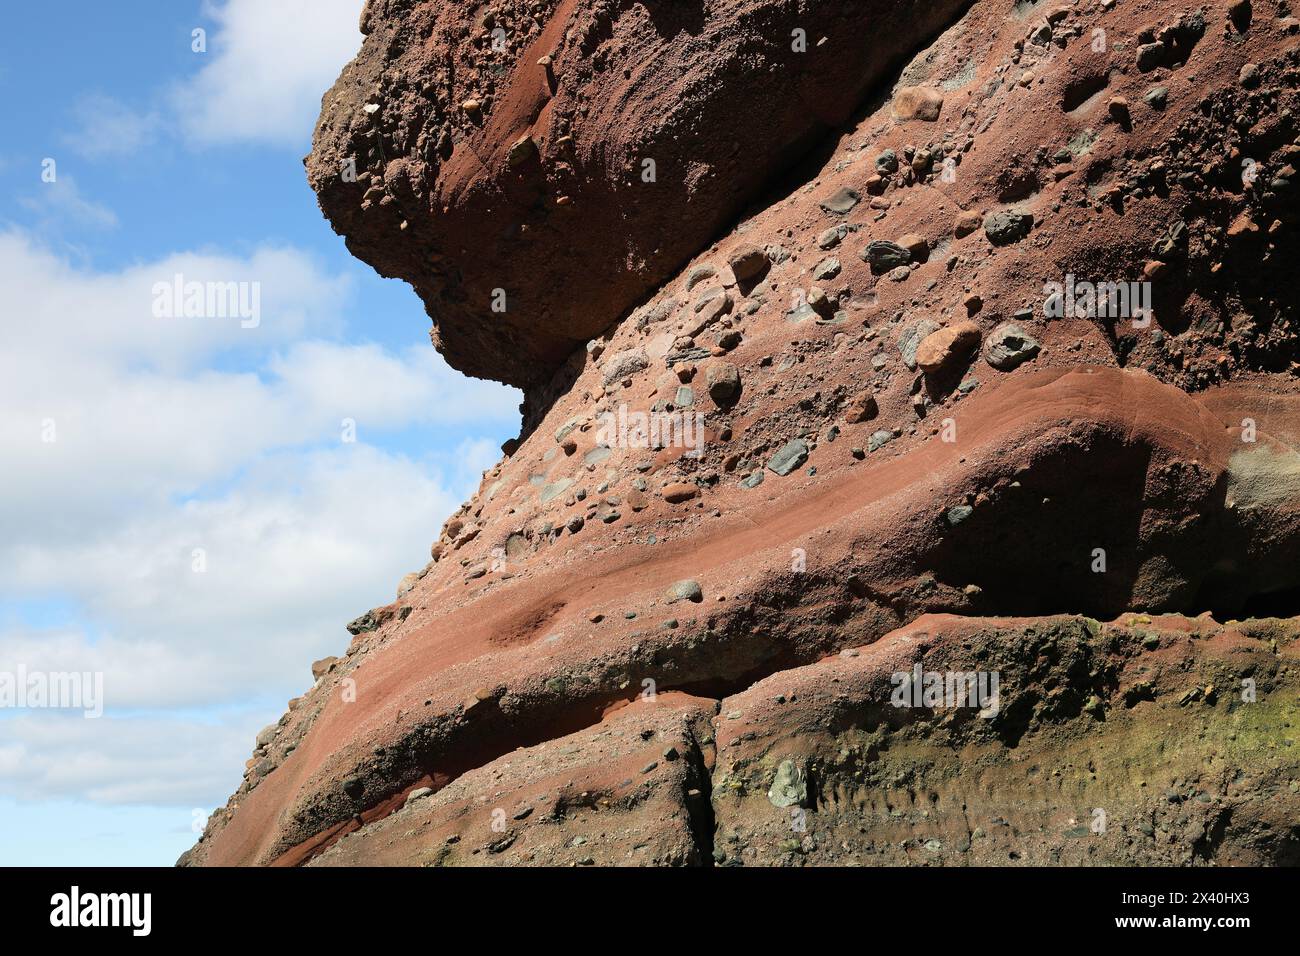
188;0;1300;866
307;0;970;389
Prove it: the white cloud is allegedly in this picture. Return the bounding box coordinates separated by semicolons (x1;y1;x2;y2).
0;232;516;519
0;712;261;806
64;94;162;158
267;341;516;429
0;230;520;807
54;1;365;161
0;445;464;710
173;0;366;148
0;232;348;369
17;175;117;230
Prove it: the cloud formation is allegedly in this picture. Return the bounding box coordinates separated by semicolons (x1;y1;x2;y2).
173;0;366;148
0;230;518;806
17;175;118;231
58;0;365;154
63;93;162;158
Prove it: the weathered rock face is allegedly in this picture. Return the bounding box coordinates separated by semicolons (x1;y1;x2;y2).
307;0;969;389
200;610;1300;867
713;614;1300;866
308;692;717;866
192;0;1300;867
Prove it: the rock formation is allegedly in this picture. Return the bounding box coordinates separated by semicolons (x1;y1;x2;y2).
306;0;972;392
186;0;1300;866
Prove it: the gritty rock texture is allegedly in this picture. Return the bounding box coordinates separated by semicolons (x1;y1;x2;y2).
713;614;1300;865
984;321;1040;371
309;693;717;866
308;0;971;392
915;320;981;375
192;0;1300;867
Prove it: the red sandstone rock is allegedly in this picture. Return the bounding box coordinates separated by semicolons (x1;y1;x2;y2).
187;0;1300;868
891;86;944;122
307;0;970;391
915;321;982;376
661;482;698;504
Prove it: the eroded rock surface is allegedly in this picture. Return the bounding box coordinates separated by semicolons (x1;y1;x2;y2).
712;614;1300;866
308;0;970;389
191;0;1300;866
309;692;717;866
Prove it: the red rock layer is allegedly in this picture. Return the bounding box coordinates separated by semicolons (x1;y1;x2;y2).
187;0;1300;866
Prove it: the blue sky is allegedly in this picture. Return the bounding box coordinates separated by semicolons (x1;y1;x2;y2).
0;0;520;864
